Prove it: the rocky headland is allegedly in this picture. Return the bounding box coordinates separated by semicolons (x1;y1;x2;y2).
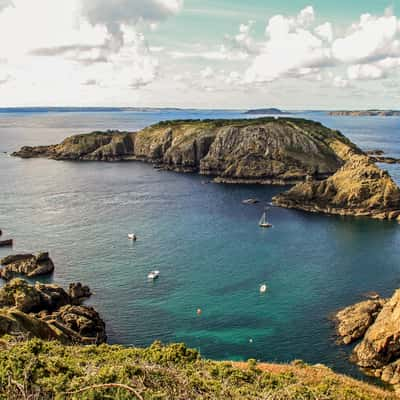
336;289;400;391
272;153;400;220
12;117;400;220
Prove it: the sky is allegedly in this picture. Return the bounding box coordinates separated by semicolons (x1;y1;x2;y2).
0;0;400;109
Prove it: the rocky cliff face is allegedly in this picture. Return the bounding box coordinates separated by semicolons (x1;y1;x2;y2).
12;117;400;219
335;297;386;345
12;118;353;182
336;289;400;390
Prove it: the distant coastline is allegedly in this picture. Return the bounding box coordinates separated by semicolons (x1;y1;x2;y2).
329;110;400;117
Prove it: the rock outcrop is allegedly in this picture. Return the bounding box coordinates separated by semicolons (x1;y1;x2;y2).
273;154;400;220
337;289;400;390
0;252;55;280
68;282;92;304
335;297;386;345
0;278;104;344
12;117;400;219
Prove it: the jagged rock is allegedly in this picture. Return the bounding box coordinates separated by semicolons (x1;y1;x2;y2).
48;305;106;344
200;122;345;183
0;279;105;344
0;252;55;280
353;289;400;370
0;239;13;247
273;154;400;220
0;308;66;341
336;298;386;344
69;282;92;304
369;156;400;164
0;279;42;312
0;279;69;313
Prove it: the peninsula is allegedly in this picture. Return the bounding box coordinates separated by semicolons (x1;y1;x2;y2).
13;117;400;220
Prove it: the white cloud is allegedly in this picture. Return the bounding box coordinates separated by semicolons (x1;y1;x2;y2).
223;20;258;56
0;0;13;12
332;13;400;63
347;64;384;80
244;6;331;83
333;76;350;88
81;0;183;52
315;22;333;42
200;66;214;79
297;6;315;27
0;0;182;103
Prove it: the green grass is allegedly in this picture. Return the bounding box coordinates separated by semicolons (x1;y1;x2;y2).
0;338;396;400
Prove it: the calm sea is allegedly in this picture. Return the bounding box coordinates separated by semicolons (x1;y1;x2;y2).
1;108;400;380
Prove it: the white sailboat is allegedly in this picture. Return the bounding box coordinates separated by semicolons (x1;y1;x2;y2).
259;208;273;228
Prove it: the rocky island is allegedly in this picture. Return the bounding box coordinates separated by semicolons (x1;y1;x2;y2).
12;117;400;220
243;108;288;115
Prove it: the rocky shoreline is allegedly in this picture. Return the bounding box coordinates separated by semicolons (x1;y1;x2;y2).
12;117;400;221
335;289;400;391
0;232;106;345
0;278;106;344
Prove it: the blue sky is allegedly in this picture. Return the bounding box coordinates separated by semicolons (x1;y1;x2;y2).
0;0;399;108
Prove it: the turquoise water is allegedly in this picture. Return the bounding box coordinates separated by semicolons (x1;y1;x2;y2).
1;109;400;380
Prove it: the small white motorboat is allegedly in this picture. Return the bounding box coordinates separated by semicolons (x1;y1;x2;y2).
128;233;137;241
148;270;160;280
259;284;268;293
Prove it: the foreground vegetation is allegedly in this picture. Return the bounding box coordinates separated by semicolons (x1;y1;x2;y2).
0;337;396;400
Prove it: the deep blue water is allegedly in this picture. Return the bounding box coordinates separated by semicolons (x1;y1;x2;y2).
1;108;400;381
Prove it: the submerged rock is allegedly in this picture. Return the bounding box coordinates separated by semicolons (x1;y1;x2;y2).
0;252;55;280
242;198;259;204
